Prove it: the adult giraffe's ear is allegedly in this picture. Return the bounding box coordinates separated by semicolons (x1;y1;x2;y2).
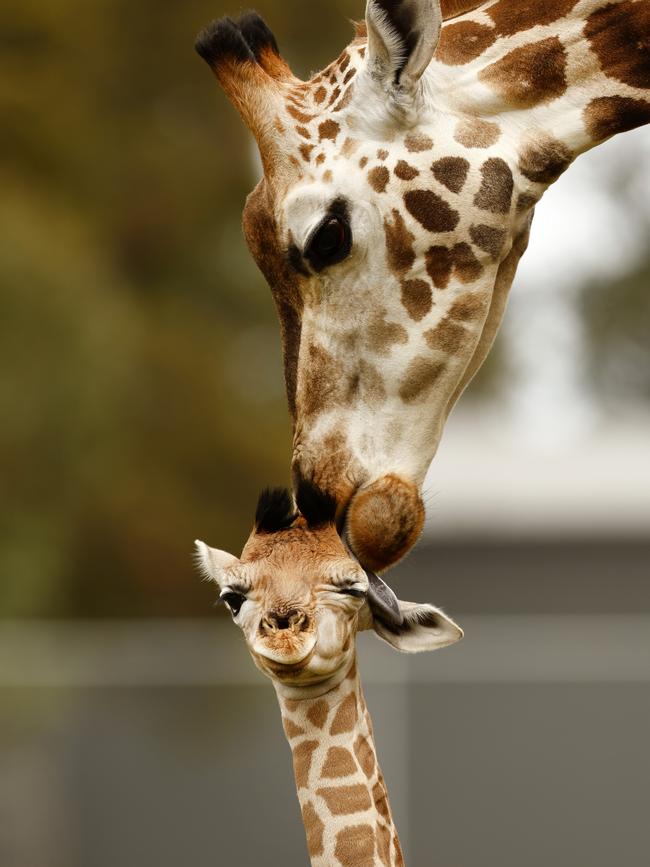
371;597;463;653
194;540;239;589
365;0;442;97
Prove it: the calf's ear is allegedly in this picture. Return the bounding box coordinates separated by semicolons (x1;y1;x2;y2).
372;598;463;653
194;540;239;589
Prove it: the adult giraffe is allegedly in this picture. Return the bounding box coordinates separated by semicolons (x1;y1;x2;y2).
196;0;650;572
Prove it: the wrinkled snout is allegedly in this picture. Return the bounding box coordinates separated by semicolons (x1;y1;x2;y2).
253;604;317;667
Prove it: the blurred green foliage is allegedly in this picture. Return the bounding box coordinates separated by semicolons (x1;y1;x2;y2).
0;0;647;617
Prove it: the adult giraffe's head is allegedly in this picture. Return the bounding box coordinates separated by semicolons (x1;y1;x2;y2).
196;0;650;571
196;484;462;694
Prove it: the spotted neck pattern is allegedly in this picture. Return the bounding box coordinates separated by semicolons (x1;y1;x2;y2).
276;660;404;867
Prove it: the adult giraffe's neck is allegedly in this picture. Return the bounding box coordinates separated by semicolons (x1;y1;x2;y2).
430;0;650;160
274;658;405;867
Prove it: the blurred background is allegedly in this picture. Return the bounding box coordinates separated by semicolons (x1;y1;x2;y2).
1;1;648;865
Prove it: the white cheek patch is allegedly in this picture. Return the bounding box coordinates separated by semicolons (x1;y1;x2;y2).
282;182;381;262
315;607;348;662
283;184;336;250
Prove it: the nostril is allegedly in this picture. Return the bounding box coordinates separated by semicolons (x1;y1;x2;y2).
262;610;310;633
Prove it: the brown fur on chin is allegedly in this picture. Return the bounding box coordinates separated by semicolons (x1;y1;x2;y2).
345;475;425;572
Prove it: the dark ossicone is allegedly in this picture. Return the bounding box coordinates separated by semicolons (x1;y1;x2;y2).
255;487;297;534
236;11;281;61
195;17;256;67
295;479;337;528
195;12;281;69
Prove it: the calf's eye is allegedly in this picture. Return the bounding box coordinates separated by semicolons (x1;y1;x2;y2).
221;591;246;616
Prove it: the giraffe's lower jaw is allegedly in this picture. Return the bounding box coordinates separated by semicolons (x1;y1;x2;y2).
253;637;317;669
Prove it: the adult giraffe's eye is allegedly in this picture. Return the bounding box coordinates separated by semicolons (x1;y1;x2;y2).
221;591;246;616
305;215;351;271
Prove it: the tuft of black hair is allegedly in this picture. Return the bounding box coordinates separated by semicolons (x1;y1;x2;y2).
254;487;297;534
236;11;281;61
295;479;337;528
195;17;255;68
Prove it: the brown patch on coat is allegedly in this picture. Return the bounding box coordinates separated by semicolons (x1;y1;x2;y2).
359;156;369;169
404;190;460;233
316;784;372;815
293;739;319;789
315;153;326;165
436;21;497;65
299;143;315;162
301;342;341;418
295;125;311;140
372;780;391;821
487;0;579;36
282;717;305;739
377;149;389;160
302;801;325;857
584;96;650;143
432;156;469;193
426;243;483;289
333;85;355;112
314;86;327;104
401;279;433;321
399;357;446;403
384;209;416;276
448;291;489;322
516;192;539;213
474;157;514;214
301;429;357;509
319;119;341;141
334;824;376;867
343;68;356;85
425;318;467;354
356;360;387;408
454;118;501;148
470;224;507;260
404;132;434;152
306;699;329;729
330;693;358;735
376;822;392;867
585;2;650;90
367;311;409;354
322;747;357;779
479;37;568;109
339;52;351;73
328;86;342;106
394;160;420;180
519;135;572;184
287;104;315;124
368;166;390;193
354;734;376;780
341;136;358;158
